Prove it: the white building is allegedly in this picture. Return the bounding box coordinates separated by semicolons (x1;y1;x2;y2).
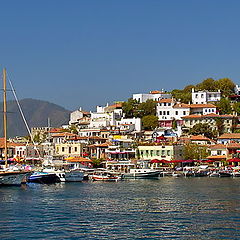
69;107;90;125
133;90;172;103
189;104;217;115
234;85;240;95
116;117;142;132
192;88;221;104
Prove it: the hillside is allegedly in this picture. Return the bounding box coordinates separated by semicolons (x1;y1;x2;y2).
0;98;71;137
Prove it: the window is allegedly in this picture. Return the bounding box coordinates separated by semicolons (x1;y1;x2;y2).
167;150;171;156
183;111;186;115
167;111;170;115
150;150;153;157
201;94;204;98
62;147;65;152
69;147;71;154
163;111;166;115
159;111;162;115
164;102;166;106
195;94;198;98
75;147;77;152
156;150;160;156
175;111;178;115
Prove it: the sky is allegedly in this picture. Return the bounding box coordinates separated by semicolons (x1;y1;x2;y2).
1;0;240;111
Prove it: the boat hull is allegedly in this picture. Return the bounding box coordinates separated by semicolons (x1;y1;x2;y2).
28;172;60;184
65;171;84;182
123;170;160;179
0;171;28;186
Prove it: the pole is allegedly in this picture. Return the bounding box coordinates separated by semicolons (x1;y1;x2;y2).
3;68;7;168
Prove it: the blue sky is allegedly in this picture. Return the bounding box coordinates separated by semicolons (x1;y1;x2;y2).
0;0;240;111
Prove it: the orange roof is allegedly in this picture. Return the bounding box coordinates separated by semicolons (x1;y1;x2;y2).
218;133;240;139
88;142;111;148
150;90;161;94
227;143;240;149
182;114;233;119
65;157;93;162
52;132;77;137
207;155;227;159
107;103;123;108
189;104;216;108
190;135;211;141
182;114;202;119
173;103;190;108
48;128;63;133
158;98;174;103
210;144;226;149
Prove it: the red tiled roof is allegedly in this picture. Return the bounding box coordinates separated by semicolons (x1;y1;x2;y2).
173;103;190;108
207;155;227;159
218;133;240;139
52;132;77;137
190;135;212;141
157;98;174;103
210;144;226;149
189;103;216;108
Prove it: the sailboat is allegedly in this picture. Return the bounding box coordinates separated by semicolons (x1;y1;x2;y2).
0;68;30;186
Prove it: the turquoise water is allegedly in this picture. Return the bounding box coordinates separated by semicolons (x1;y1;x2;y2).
1;178;240;239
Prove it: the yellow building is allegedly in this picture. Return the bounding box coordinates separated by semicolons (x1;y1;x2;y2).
55;143;85;157
137;144;184;161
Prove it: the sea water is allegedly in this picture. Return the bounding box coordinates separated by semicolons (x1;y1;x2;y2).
1;178;240;239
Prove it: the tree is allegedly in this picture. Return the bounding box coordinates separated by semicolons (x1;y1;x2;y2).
196;78;216;91
122;98;139;118
91;158;104;168
216;98;232;114
214;78;235;97
137;100;157;118
233;102;240;115
142;115;159;130
171;89;191;103
215;118;224;135
184;143;209;160
189;123;217;139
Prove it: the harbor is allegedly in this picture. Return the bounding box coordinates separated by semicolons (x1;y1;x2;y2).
1;178;240;239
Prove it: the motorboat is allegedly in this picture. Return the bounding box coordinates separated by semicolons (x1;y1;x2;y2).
209;171;219;177
89;170;122;181
0;169;30;186
232;171;240;177
219;171;231;177
123;168;160;179
27;172;61;184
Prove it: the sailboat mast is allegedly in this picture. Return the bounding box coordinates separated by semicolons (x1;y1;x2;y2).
3;68;7;168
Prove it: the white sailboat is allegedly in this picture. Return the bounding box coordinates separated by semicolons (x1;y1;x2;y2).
0;68;30;186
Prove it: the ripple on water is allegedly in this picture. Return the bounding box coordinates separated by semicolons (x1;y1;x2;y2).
1;178;240;239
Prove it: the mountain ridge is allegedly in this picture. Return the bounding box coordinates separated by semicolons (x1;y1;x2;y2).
0;98;71;137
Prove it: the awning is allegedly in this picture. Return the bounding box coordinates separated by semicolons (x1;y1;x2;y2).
227;158;240;162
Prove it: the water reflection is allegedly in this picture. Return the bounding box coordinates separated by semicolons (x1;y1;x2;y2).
0;178;240;239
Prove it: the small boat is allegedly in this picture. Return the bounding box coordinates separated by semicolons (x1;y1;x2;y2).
89;170;122;181
27;172;61;184
0;170;30;186
42;167;84;182
65;170;84;182
209;171;219;177
219;171;231;177
123;168;160;179
172;172;182;177
232;171;240;177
